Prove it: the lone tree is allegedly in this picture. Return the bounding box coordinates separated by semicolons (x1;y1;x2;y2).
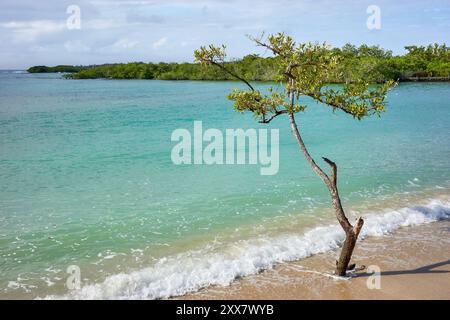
195;33;396;276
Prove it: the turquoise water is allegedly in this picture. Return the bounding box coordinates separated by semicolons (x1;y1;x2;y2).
0;71;449;298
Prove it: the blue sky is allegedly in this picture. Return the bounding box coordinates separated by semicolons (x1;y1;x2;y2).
1;0;449;69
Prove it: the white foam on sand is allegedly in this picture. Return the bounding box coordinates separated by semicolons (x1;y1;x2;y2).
44;199;450;300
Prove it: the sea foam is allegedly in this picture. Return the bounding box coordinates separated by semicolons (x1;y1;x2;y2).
45;199;450;300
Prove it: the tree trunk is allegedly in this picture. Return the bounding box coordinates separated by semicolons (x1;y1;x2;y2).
287;112;364;276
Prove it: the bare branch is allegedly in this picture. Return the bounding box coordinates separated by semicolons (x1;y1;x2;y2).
353;217;364;238
322;157;337;188
306;93;362;117
251;37;284;57
208;60;255;91
259;110;288;123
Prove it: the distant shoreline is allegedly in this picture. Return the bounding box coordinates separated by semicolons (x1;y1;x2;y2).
23;70;450;83
400;76;450;82
25;43;450;83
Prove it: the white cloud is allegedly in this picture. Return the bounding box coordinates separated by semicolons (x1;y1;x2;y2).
1;0;449;69
83;19;126;30
113;38;139;49
64;40;91;53
0;20;66;42
29;45;48;53
152;37;167;49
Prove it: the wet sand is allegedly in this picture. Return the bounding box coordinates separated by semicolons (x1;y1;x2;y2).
183;220;450;299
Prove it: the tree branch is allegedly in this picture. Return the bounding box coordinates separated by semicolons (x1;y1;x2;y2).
259;110;288;124
306;92;379;118
208;60;255;91
306;93;347;111
353;217;364;238
251;37;284;57
322;157;337;188
288;113;331;188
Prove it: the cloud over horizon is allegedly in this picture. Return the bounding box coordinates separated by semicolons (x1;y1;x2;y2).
0;0;449;69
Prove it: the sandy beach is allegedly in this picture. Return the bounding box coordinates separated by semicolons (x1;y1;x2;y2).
183;220;450;300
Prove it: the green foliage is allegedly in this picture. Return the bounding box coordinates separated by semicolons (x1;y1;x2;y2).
194;44;227;66
318;80;395;119
393;43;450;77
30;42;450;82
195;33;397;122
426;60;450;77
27;65;85;73
227;88;302;119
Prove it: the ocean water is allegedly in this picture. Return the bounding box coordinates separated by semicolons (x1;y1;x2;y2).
0;71;449;299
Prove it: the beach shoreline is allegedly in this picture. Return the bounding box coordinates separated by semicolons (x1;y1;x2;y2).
182;219;450;300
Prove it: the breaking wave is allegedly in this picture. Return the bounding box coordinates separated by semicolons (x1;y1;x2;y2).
45;199;450;300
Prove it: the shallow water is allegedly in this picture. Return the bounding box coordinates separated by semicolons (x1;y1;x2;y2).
0;71;449;298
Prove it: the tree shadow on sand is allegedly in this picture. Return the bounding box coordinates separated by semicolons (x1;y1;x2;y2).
354;259;450;278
